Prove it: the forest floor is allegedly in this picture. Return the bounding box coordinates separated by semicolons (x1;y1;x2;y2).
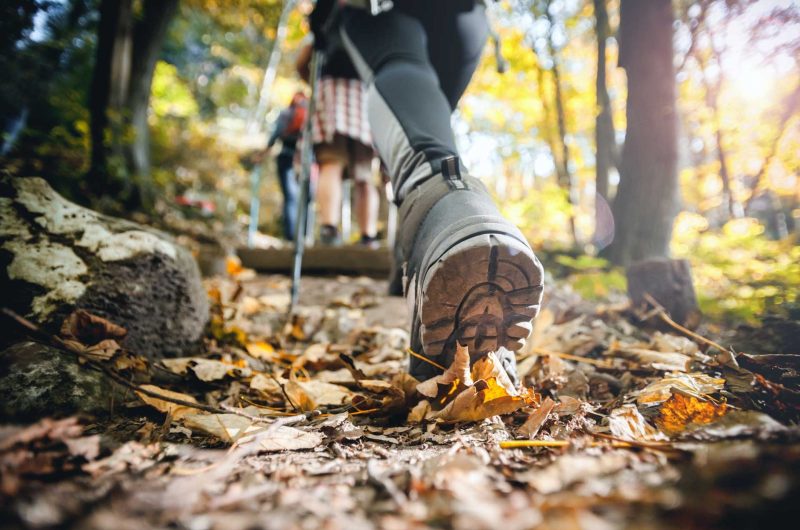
2;270;800;530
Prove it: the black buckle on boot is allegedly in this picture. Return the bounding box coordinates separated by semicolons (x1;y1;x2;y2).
441;156;467;190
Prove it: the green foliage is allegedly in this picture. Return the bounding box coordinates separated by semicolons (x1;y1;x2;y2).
672;213;800;322
552;254;627;301
151;62;199;118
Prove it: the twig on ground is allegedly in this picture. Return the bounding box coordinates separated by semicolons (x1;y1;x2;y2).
641;293;728;352
499;438;677;451
269;371;300;412
528;347;613;367
1;307;316;425
407;348;446;371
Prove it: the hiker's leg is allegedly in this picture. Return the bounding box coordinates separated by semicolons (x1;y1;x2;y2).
277;154;298;240
351;143;378;240
355;181;378;240
339;10;462;201
316;161;342;228
315;136;349;240
397;0;489;110
340;4;543;382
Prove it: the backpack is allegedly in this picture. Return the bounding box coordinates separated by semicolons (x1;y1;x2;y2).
283;102;307;138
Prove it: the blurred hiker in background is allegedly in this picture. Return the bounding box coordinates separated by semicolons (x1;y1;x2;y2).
254;92;307;241
296;39;380;247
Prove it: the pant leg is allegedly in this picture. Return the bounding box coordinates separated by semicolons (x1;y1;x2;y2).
339;3;487;202
397;0;489;110
277;154;298;240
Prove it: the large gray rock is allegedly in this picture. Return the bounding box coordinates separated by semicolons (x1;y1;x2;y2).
0;342;125;422
1;176;209;357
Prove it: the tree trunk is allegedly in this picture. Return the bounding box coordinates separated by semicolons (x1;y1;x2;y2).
603;0;678;266
544;5;578;246
125;0;179;206
88;0;177;205
593;0;615;202
88;0;133;194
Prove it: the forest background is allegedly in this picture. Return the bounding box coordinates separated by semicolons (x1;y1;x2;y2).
2;0;799;324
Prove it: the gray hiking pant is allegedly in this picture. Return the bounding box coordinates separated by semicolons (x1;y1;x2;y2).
337;0;489;202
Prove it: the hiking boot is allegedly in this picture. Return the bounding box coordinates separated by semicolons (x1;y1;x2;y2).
400;157;544;384
359;233;380;249
319;224;342;246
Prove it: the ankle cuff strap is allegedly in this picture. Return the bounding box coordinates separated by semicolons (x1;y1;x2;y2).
397;157;488;258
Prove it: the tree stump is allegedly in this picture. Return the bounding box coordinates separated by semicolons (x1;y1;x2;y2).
1;176;208;357
626;258;700;329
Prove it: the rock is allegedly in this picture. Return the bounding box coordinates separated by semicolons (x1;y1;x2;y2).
1;176;208;357
0;342;124;421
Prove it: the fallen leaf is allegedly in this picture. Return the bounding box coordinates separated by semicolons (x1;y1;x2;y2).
182;411;263;443
607;404;668;442
237;426;324;452
519;397;556;438
60;309;127;344
161;358;250;382
226;255;244;276
615;347;693;372
416;342;472;400
633;373;726;405
682;410;786;439
656;392;727;435
246;341;278;361
135;385;199;420
286;379;354;411
412;350;537;423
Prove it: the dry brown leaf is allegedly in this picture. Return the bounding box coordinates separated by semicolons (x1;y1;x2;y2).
416;342;472;399
135;385;198;420
615;347;693;372
655;392;727;435
633;373;726;405
238;426;324;452
161;358;250;382
60;309;127;344
607;404;668;441
250;373;282;394
286;379;354;411
182;412;263;443
519;397;556;438
411;350;537;423
61;338;120;362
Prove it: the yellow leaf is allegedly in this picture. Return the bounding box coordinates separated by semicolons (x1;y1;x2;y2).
656;392;727;435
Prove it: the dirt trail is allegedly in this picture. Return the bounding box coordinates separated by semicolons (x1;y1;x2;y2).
2;273;798;530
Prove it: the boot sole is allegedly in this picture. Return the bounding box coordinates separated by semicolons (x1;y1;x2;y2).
418;233;543;361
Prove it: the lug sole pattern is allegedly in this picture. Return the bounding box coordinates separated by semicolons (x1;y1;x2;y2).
419;233;544;360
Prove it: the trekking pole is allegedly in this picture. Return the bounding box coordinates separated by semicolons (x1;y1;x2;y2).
289;49;323;314
247;164;262;248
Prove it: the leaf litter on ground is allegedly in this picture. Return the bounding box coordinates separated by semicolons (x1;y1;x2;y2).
2;274;799;530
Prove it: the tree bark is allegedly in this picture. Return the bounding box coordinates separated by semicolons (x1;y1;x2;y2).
125;0;179;205
544;4;578;246
593;0;616;202
88;0;178;205
88;0;133;194
603;0;679;266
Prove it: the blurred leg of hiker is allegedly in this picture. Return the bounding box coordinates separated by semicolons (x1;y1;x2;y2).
276;153;298;240
326;0;544;382
346;139;379;247
355;180;378;246
314;148;344;245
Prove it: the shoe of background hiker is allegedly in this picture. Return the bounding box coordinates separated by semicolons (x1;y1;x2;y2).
359;233;380;250
399;157;544;385
319;224;342;246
